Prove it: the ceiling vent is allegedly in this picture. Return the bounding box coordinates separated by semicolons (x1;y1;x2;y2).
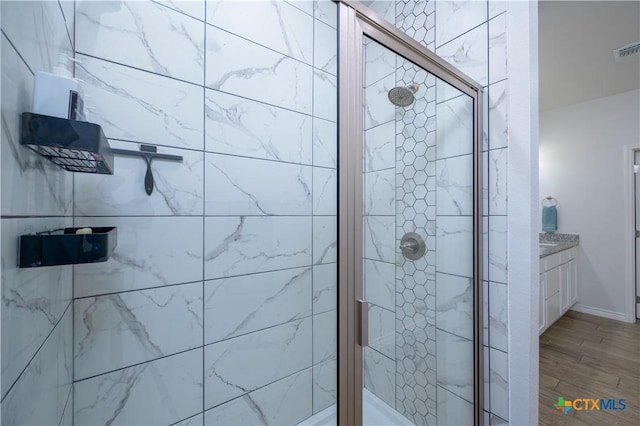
613;41;640;62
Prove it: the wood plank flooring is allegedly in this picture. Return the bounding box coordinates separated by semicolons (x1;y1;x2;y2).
539;311;640;426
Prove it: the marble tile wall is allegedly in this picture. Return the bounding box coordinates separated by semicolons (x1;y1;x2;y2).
433;0;509;423
69;0;338;424
1;1;75;424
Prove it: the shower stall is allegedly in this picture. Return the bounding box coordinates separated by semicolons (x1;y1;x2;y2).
0;1;483;425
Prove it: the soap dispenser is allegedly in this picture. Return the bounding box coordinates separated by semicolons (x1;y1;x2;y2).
32;53;85;121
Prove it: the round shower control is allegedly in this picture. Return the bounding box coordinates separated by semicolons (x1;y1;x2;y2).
399;232;426;260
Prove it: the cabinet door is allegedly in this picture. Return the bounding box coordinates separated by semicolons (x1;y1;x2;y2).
546;291;561;327
560;262;570;313
569;259;578;305
539;274;546;334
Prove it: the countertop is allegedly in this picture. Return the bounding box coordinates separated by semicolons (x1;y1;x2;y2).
539;233;579;258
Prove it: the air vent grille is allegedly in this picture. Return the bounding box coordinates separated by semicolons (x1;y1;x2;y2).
613;41;640;62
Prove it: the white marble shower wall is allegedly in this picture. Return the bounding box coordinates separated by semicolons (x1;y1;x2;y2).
0;1;74;424
362;36;398;409
71;0;338;424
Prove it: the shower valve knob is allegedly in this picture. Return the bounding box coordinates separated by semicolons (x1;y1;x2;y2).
400;232;426;260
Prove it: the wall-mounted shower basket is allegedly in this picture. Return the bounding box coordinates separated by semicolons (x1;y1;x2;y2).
20;112;114;174
18;227;117;268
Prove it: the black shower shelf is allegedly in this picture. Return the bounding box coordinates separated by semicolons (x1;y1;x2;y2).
18;227;117;268
20;112;114;174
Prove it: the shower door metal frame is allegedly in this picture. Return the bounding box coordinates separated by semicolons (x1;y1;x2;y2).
337;1;485;425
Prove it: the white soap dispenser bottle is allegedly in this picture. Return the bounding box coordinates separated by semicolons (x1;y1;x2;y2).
32;53;85;121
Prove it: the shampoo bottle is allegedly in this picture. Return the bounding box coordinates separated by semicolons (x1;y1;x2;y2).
32;53;85;121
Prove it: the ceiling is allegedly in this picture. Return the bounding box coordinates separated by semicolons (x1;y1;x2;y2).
538;1;640;112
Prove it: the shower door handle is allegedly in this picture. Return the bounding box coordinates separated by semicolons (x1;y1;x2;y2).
357;299;368;347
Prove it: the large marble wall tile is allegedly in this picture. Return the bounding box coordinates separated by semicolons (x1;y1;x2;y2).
489;282;508;352
76;54;204;150
483;281;490;346
204;318;312;408
364;121;395;172
313;69;337;121
489;148;507;215
436;385;473;426
314;0;338;28
436;95;474;160
313;310;337;364
313;168;338;215
0;0;72;76
205;153;312;215
74;348;203;426
363;347;395;409
155;0;205;21
436;154;473;216
313;263;337;314
313;216;337;265
436;272;473;340
364;259;395;312
1;307;72;426
205;89;312;164
364;216;395;264
490;348;509;420
74;216;204;298
368;305;395;359
364;169;395;216
75;140;204;216
364;73;395;130
1;217;72;399
76;1;205;84
205;216;312;279
483;216;489;282
314;20;337;75
75;282;203;380
436;79;466;105
489;80;508;150
206;25;313;114
488;13;507;85
364;38;395;86
436;216;473;278
488;216;507;284
435;0;488;48
204;368;312;425
436;329;473;403
207;0;313;65
1;35;72;216
313;358;337;413
436;23;489;86
205;267;312;344
313;118;337;168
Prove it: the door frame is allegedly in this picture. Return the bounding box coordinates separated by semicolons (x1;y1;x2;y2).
336;1;485;424
624;144;640;322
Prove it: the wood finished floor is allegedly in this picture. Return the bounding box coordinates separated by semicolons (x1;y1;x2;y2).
539;311;640;426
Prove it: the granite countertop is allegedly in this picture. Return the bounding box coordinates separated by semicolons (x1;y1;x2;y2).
539;233;579;258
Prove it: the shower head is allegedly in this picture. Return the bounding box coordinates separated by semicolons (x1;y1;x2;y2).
388;83;419;107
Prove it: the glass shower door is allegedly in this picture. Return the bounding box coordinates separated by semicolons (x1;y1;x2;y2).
360;35;479;426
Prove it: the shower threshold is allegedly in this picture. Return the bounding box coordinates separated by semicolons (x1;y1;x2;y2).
297;388;415;426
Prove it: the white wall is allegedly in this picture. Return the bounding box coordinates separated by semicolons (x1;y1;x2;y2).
540;89;640;318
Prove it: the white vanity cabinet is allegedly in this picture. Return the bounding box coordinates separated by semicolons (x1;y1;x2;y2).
539;247;577;335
